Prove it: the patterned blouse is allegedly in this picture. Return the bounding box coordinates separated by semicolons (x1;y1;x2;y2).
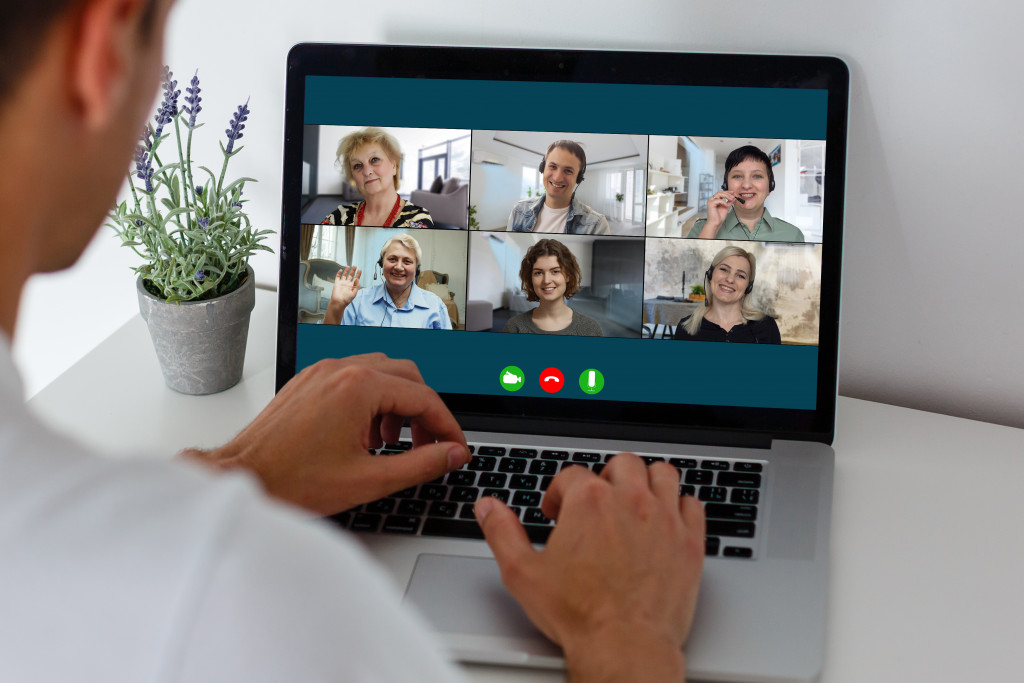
322;201;435;229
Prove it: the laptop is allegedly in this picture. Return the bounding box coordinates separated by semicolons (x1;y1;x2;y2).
278;44;848;682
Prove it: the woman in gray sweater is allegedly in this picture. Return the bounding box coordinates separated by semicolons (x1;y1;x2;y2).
503;239;603;336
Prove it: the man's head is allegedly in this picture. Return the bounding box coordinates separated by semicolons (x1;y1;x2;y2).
0;0;172;286
538;140;586;209
0;0;160;110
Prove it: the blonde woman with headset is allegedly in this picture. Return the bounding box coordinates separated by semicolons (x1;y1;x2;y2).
673;246;780;344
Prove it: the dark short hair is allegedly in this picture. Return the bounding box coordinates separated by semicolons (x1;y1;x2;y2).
541;140;587;183
519;239;582;302
0;0;159;107
723;145;774;191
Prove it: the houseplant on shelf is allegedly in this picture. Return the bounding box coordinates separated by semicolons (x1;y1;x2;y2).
688;284;706;303
108;68;273;395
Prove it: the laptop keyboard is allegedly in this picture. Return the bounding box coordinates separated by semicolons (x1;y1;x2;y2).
327;442;766;560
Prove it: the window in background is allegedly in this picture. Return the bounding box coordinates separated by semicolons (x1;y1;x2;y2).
417;134;471;189
521;165;542;200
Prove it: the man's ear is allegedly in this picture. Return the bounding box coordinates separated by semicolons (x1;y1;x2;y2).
69;0;149;128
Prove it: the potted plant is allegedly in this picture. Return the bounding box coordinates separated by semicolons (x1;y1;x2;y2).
688;284;706;302
108;68;273;395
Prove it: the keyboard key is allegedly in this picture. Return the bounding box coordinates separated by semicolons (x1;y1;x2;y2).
513;490;542;507
641;456;666;465
699;486;728;503
680;485;696;497
481;489;510;503
509;475;539;490
529;460;558;476
731;488;760;505
450;486;480;503
560;461;579;471
523;507;551;525
541;450;569;460
419;484;448;501
702;460;730;470
478;473;508;488
705;536;721;556
397;499;427;516
326;511;351;528
382;515;421;534
350;513;382;532
510;448;538;458
734;462;763;473
706;520;756;538
592;463;605;475
523;525;553;543
685;470;714;486
723;547;754;559
459;504;478;520
705;503;758;521
467;456;497;472
364;498;395;514
478;446;507;456
378;449;404;455
447;470;477;486
392;486;417;499
383;441;412;451
572;451;601;463
670;458;698;469
540;476;554;491
422;518;484;540
717;472;762;489
428;501;459;518
498;457;528;474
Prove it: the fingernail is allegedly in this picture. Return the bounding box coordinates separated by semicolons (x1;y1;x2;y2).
475;496;495;522
447;444;470;471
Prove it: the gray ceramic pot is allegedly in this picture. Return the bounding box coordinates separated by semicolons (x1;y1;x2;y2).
137;266;256;395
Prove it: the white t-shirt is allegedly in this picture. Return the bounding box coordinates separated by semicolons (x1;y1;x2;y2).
533;203;571;233
0;337;462;682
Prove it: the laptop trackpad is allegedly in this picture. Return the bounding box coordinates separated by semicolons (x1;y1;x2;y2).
404;553;562;663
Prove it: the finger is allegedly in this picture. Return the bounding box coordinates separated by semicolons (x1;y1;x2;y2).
648;461;682;503
680;492;706;537
600;452;647;484
540;464;596;521
361;441;471;498
379;413;404;445
363;376;464;447
353;268;362;288
476;496;537;589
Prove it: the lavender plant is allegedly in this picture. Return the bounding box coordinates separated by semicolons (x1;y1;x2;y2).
108;68;272;303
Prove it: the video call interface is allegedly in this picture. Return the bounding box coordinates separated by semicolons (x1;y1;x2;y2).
295;76;830;412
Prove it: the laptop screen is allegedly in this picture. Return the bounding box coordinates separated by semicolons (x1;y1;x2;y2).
279;45;848;444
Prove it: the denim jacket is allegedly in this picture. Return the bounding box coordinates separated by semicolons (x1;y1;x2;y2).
507;195;610;235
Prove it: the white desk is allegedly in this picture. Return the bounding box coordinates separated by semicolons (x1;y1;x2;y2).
29;289;1024;682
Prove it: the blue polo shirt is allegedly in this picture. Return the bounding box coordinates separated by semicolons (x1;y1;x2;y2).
341;282;452;329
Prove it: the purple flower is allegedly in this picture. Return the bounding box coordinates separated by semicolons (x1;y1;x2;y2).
224;98;250;154
231;201;242;208
133;136;154;193
195;269;206;282
195;185;204;196
198;217;210;230
183;70;202;129
135;219;144;227
153;67;179;139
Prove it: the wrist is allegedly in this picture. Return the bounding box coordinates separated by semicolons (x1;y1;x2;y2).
563;625;686;683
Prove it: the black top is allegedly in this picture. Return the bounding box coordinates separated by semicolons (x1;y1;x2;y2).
673;315;782;344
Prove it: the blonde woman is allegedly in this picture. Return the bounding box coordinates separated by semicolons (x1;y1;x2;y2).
322;127;434;229
673;246;780;344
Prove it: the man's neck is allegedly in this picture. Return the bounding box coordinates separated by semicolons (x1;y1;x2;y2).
544;194;572;211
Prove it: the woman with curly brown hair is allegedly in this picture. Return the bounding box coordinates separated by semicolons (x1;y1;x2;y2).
503;239;603;336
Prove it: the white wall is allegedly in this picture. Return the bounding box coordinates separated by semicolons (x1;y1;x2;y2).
14;0;1024;429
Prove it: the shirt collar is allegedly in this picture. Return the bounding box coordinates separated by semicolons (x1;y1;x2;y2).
725;206;775;235
371;282;428;310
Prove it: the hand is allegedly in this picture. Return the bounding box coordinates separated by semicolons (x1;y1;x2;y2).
698;191;737;238
475;454;705;682
182;354;471;515
323;266;361;324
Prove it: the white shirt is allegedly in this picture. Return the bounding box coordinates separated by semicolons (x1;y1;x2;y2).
533;203;571;233
0;335;462;682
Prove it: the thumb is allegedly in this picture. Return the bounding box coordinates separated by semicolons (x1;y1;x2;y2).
475;497;536;584
368;442;470;496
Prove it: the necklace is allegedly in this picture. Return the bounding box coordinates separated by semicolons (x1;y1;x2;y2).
356;195;403;227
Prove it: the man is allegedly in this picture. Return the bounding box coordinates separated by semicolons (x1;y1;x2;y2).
507;140;612;234
0;1;704;680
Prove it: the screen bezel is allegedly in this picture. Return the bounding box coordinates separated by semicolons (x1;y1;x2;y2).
278;44;849;446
